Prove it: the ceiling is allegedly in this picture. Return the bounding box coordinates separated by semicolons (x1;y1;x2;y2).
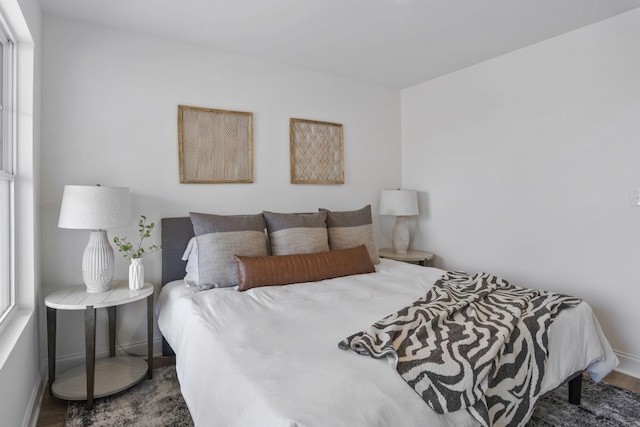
40;0;640;89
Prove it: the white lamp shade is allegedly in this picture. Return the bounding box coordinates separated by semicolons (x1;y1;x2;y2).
380;189;419;216
58;185;131;230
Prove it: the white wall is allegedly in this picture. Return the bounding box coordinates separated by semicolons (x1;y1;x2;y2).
0;0;41;426
40;16;401;365
402;8;640;377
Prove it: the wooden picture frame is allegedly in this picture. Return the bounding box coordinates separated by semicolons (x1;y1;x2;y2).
178;105;254;183
290;118;344;184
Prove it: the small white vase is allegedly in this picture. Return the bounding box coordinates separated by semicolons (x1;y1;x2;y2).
129;258;145;291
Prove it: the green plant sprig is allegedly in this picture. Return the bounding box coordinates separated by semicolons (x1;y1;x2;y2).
113;215;162;260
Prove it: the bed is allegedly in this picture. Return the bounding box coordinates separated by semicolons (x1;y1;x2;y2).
156;214;618;427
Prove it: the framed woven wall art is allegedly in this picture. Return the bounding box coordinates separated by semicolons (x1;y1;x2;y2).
290;118;344;184
178;105;254;183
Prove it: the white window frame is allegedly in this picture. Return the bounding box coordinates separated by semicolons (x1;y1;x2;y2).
0;18;16;326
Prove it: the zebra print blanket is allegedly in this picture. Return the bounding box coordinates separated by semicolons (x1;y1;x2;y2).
338;271;581;427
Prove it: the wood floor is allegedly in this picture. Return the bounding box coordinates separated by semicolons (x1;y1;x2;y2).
602;370;640;394
36;359;640;427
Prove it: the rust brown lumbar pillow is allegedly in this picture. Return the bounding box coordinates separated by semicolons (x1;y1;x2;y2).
235;245;375;291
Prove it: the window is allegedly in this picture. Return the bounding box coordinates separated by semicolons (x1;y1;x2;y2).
0;26;14;324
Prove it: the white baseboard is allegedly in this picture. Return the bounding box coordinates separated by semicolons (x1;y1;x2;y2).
614;350;640;379
23;361;46;427
54;337;164;373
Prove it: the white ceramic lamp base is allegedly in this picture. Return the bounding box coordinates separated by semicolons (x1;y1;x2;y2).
82;230;115;293
391;216;410;254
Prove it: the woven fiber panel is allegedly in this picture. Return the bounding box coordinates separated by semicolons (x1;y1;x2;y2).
179;105;253;183
290;118;344;184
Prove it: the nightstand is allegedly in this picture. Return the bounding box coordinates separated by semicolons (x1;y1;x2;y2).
45;280;154;409
379;248;434;266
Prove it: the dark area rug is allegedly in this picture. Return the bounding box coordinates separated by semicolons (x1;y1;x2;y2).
65;365;193;427
66;367;639;426
528;375;640;426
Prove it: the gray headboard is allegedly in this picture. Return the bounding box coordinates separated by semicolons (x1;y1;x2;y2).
160;217;194;356
161;216;194;285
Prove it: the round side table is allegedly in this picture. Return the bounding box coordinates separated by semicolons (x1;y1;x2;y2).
45;280;154;409
378;248;434;266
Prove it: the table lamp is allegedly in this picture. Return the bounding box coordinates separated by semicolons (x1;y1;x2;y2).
380;189;419;254
58;185;131;293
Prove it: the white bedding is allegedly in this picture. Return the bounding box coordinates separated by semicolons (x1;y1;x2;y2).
156;259;618;427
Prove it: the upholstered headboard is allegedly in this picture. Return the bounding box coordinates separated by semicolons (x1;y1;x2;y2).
160;217;194;356
161;217;194;286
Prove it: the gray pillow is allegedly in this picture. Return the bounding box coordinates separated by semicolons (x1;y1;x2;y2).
181;237;201;287
262;211;329;256
320;205;380;264
188;212;267;288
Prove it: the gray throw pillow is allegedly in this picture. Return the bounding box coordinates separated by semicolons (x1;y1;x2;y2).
320;205;380;264
188;212;267;288
262;211;329;256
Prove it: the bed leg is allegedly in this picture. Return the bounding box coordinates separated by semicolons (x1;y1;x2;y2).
568;373;582;405
162;337;175;357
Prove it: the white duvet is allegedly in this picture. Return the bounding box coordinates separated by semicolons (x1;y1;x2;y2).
156;259;618;427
